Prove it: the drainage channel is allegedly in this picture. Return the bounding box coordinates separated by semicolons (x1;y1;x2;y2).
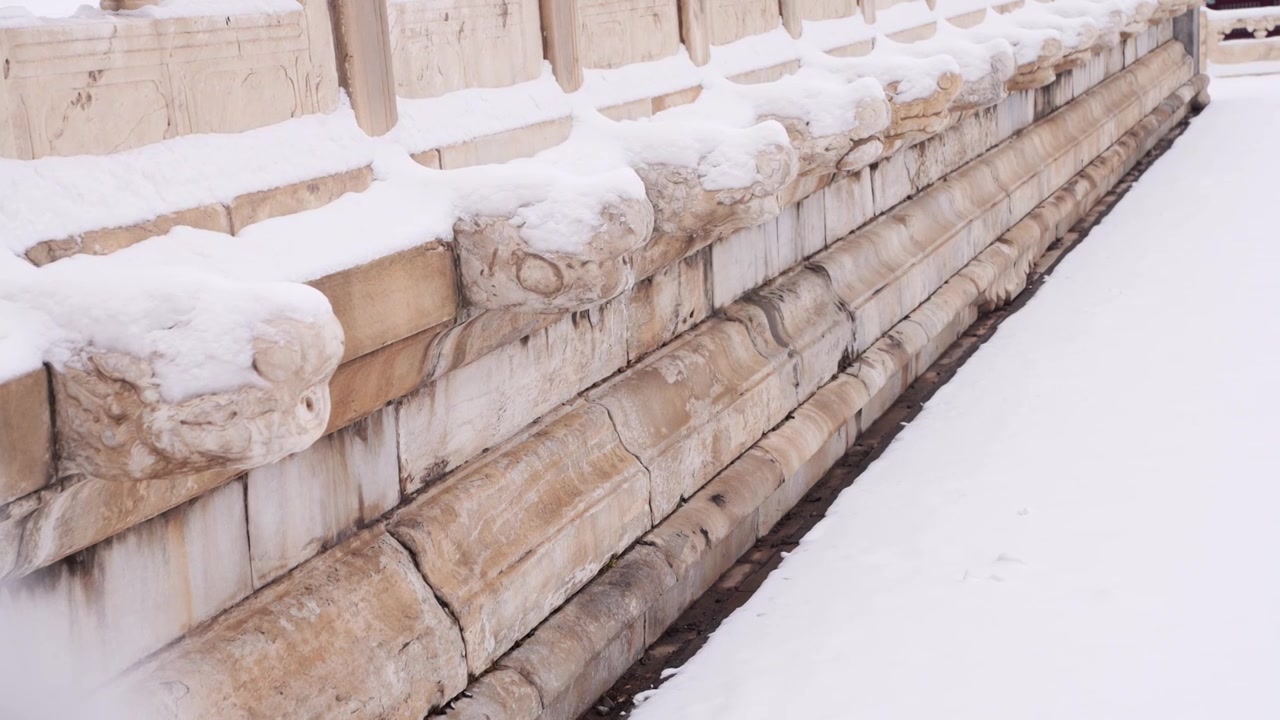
579;115;1198;720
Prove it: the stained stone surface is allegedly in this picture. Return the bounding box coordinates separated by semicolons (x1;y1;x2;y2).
53;315;344;484
116;529;467;720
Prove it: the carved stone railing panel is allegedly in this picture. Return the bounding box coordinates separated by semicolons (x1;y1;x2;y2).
0;1;338;160
1;259;346;484
1204;6;1280;68
578;0;682;68
387;0;545;98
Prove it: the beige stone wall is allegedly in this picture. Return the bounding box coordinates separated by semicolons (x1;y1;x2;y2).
709;0;783;44
0;1;339;160
388;0;545;98
791;0;860;22
578;0;683;67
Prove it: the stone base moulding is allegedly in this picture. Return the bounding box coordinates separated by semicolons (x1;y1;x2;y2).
0;35;1186;713
96;41;1197;719
439;71;1207;720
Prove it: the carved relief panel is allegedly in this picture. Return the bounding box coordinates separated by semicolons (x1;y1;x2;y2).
709;0;782;45
791;0;859;22
0;2;338;160
388;0;544;98
578;0;681;68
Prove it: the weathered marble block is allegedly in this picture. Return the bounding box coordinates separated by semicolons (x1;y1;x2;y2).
0;3;338;159
723;266;855;400
245;406;400;587
588;318;797;522
0;369;52;505
710;220;792;308
115;528;467;719
397;301;628;492
0;481;251;703
624;249;712;361
390;403;651;675
388;0;544;99
823;168;875;240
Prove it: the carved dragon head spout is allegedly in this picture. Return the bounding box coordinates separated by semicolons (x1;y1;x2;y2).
631;131;799;240
450;162;655;313
615;118;800;240
453;196;654;313
702;70;892;177
1;258;347;484
53;312;344;482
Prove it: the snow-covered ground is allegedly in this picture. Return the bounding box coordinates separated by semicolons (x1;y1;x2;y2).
631;75;1280;720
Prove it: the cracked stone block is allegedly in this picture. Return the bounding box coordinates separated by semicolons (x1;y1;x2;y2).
390;402;651;675
498;545;675;720
588;318;798;522
397;301;628;493
437;669;542;720
758;376;871;534
114;528;466;719
643;448;783;642
246;406;400;587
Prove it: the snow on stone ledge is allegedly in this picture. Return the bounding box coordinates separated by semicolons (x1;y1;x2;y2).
392;65;574;155
0;103;375;256
0;0;299;25
0;252;337;404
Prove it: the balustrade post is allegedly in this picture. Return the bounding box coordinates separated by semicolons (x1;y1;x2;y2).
329;0;399;136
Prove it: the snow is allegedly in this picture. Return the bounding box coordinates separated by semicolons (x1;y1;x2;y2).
800;14;877;52
944;12;1060;66
579;50;704;113
0;248;335;401
1007;2;1101;53
0;0;297;24
0;0;92;17
629;75;1280;720
705;25;799;78
880;31;1015;83
0;101;375;255
1205;5;1280;20
803;44;963;102
392;65;574;153
1211;59;1280;77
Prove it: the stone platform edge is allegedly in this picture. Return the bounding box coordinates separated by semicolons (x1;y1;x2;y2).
77;43;1202;719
